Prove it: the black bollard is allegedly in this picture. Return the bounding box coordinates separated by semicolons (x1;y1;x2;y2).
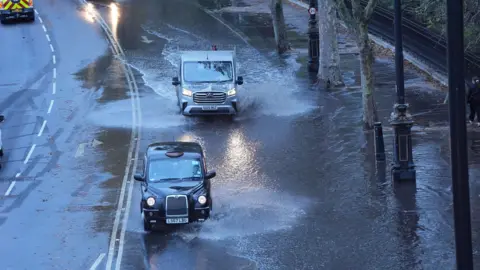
374;122;385;161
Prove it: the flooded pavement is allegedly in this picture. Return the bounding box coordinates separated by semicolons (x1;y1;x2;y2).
1;0;480;269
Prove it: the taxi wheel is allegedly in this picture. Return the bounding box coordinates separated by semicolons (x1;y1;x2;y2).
143;218;152;231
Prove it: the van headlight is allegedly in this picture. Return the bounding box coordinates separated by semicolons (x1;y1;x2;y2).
182;89;192;97
227;88;236;96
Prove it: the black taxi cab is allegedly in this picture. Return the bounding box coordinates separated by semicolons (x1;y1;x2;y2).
134;141;216;231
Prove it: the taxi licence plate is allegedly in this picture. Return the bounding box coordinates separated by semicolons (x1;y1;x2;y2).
166;218;188;224
202;106;218;111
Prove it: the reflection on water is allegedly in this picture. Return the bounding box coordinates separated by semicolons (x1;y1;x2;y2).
83;2;95;23
224;129;257;174
110;3;120;41
394;182;421;268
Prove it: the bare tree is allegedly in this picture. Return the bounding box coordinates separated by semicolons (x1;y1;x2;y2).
318;0;344;88
333;0;379;129
269;0;290;54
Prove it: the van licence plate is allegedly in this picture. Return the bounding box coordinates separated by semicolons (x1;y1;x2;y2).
13;9;22;12
202;106;218;111
166;218;189;224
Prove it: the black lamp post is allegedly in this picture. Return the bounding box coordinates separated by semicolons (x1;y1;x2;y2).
446;0;473;267
307;0;319;72
390;0;416;182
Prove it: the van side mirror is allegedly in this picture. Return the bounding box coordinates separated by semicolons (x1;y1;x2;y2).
236;76;243;85
172;77;180;86
134;174;145;181
205;170;216;179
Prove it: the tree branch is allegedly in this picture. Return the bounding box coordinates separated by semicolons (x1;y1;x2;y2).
350;0;363;22
363;0;379;21
332;0;355;28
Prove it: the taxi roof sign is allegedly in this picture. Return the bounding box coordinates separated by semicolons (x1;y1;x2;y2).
165;151;184;158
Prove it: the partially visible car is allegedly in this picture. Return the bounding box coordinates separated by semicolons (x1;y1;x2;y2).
134;141;216;231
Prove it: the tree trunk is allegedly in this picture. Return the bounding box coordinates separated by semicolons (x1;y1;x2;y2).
269;0;290;54
357;23;378;130
318;0;344;88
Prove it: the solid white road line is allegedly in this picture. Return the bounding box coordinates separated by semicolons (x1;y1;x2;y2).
47;100;54;113
4;181;16;196
38;120;47;137
89;253;106;270
24;144;36;164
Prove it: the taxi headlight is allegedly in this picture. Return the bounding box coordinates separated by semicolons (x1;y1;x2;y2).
146;197;156;207
182;89;192;97
227;88;236;96
198;195;207;205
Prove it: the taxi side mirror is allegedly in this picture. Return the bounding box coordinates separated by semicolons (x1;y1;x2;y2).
172;77;180;86
236;76;243;85
134;174;145;181
206;170;216;179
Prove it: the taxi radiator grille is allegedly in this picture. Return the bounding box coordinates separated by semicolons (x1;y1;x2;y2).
165;195;188;216
193;92;226;104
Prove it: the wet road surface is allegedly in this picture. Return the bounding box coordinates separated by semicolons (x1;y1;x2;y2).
2;0;480;269
0;0;131;269
88;0;480;269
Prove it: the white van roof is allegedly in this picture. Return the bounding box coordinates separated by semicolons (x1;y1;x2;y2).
180;50;234;62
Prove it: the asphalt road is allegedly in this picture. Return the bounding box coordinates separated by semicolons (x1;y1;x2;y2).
1;0;480;269
0;0;130;269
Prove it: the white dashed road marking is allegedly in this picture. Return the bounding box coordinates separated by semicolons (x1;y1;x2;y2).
24;144;36;164
47;100;54;113
38;120;47;137
5;10;58;191
4;181;16;196
89;253;106;270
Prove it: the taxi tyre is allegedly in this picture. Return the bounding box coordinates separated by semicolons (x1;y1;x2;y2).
140;207;152;232
143;217;152;232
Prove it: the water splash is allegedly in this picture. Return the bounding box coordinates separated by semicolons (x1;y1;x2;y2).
127;22;317;119
87;95;187;129
174;183;310;241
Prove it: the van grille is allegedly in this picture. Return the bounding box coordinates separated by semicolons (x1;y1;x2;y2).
193;92;226;104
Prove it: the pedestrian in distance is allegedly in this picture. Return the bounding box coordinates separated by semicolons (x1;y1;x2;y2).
467;76;480;126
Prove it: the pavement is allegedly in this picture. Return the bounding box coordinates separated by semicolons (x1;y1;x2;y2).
1;0;480;269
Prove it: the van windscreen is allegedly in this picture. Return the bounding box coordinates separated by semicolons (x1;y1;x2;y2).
183;61;233;83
